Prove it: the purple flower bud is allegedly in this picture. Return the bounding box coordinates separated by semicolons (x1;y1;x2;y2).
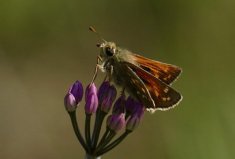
69;80;83;104
85;83;98;114
107;113;126;132
126;102;145;131
125;96;139;115
126;115;140;131
100;85;117;113
64;81;83;112
64;93;77;112
97;81;110;101
133;102;145;119
112;94;126;114
85;83;97;101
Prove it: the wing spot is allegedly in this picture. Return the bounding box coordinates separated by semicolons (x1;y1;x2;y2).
154;90;159;97
164;87;169;93
163;75;172;81
167;97;171;101
162;97;167;101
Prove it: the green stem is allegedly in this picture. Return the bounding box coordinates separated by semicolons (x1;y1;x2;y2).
96;130;131;156
69;112;88;152
85;113;92;153
95;128;110;152
91;108;106;150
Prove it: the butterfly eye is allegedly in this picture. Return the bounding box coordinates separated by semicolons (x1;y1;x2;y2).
105;47;114;56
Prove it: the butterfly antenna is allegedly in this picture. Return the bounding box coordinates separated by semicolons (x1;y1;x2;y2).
89;26;106;42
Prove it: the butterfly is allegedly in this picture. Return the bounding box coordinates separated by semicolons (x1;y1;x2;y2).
90;27;182;112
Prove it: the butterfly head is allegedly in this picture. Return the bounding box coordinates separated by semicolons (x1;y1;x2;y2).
97;41;117;59
89;26;117;59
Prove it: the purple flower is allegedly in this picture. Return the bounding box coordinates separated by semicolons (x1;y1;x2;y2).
107;113;126;132
85;83;97;101
126;115;140;131
69;80;84;104
134;103;145;118
112;94;126;114
64;93;77;112
99;83;117;113
126;108;145;131
125;96;139;115
64;81;83;112
97;81;110;101
85;83;98;114
126;98;145;131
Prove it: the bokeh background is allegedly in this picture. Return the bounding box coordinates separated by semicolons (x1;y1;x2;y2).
0;0;235;159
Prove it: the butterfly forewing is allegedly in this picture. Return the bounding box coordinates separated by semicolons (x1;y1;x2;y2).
123;62;182;110
131;54;182;85
117;62;155;108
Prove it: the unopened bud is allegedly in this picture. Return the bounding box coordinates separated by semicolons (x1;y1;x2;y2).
85;83;98;114
107;113;126;133
64;81;83;112
100;85;117;113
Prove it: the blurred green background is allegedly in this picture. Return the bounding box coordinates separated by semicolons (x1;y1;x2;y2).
0;0;235;159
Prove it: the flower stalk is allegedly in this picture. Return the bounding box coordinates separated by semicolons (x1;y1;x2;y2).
96;130;131;156
69;112;88;152
85;113;92;153
91;108;106;150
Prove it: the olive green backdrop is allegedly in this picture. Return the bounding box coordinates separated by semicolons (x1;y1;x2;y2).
0;0;234;159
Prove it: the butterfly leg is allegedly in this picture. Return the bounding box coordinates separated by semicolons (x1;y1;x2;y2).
91;56;102;83
106;65;114;82
121;87;126;96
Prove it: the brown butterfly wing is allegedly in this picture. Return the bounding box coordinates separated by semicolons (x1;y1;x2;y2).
131;54;182;85
122;62;182;111
117;62;156;108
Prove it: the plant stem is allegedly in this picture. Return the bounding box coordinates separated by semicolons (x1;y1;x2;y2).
85;113;92;153
95;128;110;152
96;130;131;156
69;112;88;152
85;154;101;159
91;108;106;150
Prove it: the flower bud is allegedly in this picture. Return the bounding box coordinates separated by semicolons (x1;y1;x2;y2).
126;115;140;131
85;83;97;101
125;96;138;115
69;80;83;104
64;81;83;112
134;102;145;118
112;94;126;114
85;83;98;114
126;99;145;131
100;85;117;113
64;93;77;112
97;81;110;101
107;113;126;132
